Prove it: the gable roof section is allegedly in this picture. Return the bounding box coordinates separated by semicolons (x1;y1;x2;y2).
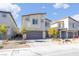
0;11;18;27
52;16;79;25
68;16;79;23
45;18;52;22
22;13;46;16
22;13;51;21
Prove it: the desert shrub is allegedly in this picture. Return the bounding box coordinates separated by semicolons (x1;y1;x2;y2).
0;45;3;49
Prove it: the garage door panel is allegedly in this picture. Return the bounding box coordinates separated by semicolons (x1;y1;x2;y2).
61;31;66;39
27;31;42;39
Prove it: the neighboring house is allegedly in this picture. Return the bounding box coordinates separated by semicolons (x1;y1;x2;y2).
22;13;51;39
0;11;18;39
50;16;79;39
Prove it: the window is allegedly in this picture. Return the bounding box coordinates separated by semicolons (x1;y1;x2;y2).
2;14;7;17
1;13;7;17
26;16;29;21
45;22;49;27
72;23;75;28
61;21;64;28
7;26;10;28
58;23;61;28
41;19;44;22
32;19;38;24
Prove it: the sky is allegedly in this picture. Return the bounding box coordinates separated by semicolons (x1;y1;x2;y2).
0;3;79;28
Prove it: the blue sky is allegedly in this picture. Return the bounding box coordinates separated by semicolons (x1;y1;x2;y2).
15;3;79;28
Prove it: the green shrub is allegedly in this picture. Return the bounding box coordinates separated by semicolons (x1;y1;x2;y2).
0;45;3;49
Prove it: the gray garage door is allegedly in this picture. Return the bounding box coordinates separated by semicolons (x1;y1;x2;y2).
68;32;73;38
61;31;66;39
27;31;43;39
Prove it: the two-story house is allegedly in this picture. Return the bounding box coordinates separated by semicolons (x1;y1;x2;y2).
0;11;18;39
22;13;51;39
51;16;79;39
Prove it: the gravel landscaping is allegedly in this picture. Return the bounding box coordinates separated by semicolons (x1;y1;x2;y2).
0;39;79;56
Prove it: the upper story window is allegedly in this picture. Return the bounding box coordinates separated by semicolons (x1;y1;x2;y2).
7;26;10;28
32;19;38;24
41;19;44;23
26;16;29;21
45;22;49;27
2;13;7;18
58;21;64;28
72;23;75;28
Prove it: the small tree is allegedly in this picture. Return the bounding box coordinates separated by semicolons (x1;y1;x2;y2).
0;24;7;40
21;27;27;34
21;27;27;43
0;24;7;46
48;28;59;39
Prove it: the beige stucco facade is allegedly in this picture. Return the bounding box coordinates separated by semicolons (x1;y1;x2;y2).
22;13;51;39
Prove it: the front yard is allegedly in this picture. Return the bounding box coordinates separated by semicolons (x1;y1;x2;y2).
0;38;79;49
0;38;79;56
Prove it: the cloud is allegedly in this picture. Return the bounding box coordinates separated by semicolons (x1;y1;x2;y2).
72;14;79;21
53;3;70;9
0;3;21;19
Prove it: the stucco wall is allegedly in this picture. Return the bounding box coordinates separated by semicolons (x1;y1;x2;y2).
22;14;50;31
51;17;79;31
68;18;79;30
50;18;69;29
50;23;58;28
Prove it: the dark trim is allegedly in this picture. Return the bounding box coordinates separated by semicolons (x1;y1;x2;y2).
0;11;18;28
22;13;52;22
22;13;46;16
45;18;52;22
52;16;79;24
68;16;79;23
